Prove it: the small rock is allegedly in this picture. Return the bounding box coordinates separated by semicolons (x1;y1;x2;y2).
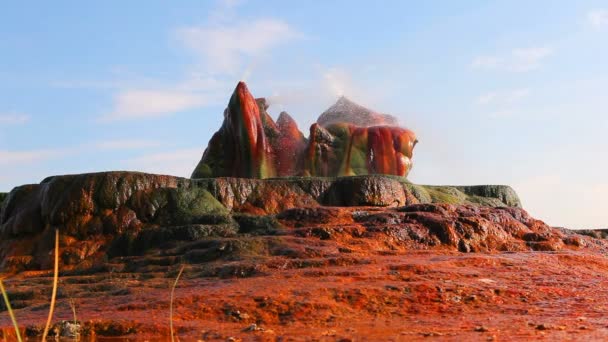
53;320;81;338
474;326;489;332
536;323;553;330
478;278;496;284
242;324;264;332
385;285;400;291
321;330;337;337
464;295;477;303
229;310;249;321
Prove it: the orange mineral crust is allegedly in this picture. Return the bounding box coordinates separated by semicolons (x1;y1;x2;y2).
2;82;606;340
2;210;608;340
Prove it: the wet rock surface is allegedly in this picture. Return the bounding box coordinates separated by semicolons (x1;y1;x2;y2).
1;171;523;272
3;82;607;340
0;171;607;339
2;175;608;339
191;82;418;178
2;236;608;340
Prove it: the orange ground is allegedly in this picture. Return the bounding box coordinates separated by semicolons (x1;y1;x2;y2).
2;248;608;341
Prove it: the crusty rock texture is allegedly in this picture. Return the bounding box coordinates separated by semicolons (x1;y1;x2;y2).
1;172;607;339
3;82;608;340
191;82;418;178
0;171;526;273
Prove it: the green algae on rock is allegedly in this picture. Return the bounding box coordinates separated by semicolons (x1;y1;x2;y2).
0;171;524;272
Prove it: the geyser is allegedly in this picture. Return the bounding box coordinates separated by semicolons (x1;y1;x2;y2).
192;82;418;179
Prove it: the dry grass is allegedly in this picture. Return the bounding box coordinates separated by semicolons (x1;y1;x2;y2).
69;297;78;324
42;229;60;341
0;278;23;342
2;229;186;340
170;265;185;342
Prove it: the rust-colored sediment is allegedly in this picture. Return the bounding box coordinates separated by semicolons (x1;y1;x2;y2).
2;249;608;340
1;204;608;340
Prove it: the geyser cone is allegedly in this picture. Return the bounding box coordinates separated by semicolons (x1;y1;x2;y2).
317;96;399;128
192;83;417;179
192;81;275;178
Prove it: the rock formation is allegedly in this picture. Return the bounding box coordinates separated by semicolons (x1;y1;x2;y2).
3;81;608;340
0;171;523;272
192;83;277;178
2;171;606;340
192;82;417;178
316;95;399;128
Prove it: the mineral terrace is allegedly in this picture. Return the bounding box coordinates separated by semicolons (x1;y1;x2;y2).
1;82;608;340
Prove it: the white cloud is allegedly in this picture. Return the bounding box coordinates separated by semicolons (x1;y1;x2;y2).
208;0;243;23
323;68;353;97
320;66;396;106
101;89;207;121
125;148;203;177
263;66;405;132
97;1;301;122
176;19;300;74
94;139;162;150
0;113;30;125
476;88;531;105
588;9;608;29
471;56;501;69
0;149;68;165
511;47;554;72
471;47;554;72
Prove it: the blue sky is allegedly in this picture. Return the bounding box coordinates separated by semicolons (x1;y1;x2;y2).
1;0;608;229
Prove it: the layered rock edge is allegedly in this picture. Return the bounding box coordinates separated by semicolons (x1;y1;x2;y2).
0;170;596;274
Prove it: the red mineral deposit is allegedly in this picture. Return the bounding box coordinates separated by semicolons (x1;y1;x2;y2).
1;82;607;341
192;82;417;178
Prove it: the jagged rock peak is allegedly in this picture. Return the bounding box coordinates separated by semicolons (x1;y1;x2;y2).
277;111;296;127
317;96;399;128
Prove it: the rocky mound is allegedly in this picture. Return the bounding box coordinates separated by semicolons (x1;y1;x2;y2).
191;82;417;178
2;81;607;340
1;171;523;272
1;173;607;339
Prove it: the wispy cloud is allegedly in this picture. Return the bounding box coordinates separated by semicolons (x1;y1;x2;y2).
94;139;163;150
588;9;608;29
0;113;30;125
471;47;554;72
208;0;243;24
99;1;301;122
125;148;203;177
0;149;68;165
100;89;207;121
476;88;531;105
176;19;300;75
